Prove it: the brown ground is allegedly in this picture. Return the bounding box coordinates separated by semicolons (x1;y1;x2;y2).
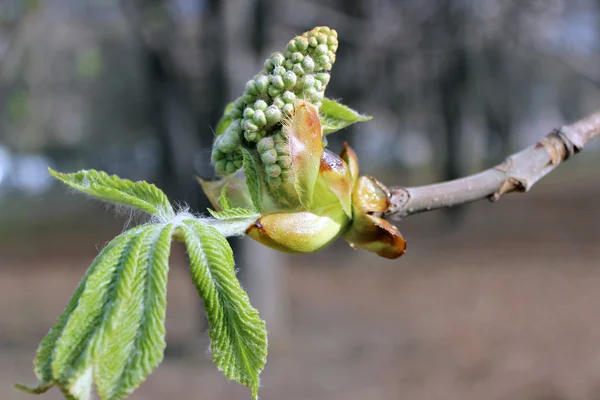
1;161;599;400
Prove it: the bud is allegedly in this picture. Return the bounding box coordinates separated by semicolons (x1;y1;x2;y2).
315;44;328;56
271;52;285;66
265;164;281;177
246;206;349;254
243;107;255;119
302;56;315;73
343;213;406;259
352;176;390;214
255;75;269;93
261;148;278;165
292;52;304;63
292;63;305;76
257;136;274;153
215;159;227;176
254;99;268;111
245;79;258;95
302;75;315;90
282;103;294;115
315;72;330;86
234;96;245;110
268;85;281;98
283;71;297;88
265;105;282;126
272;97;285;109
342;174;406;259
282;91;296;104
339;142;359;182
294;36;309;51
270;75;285;90
253;110;267;127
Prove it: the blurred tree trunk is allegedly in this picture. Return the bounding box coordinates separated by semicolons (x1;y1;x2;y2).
121;0;203;207
431;2;469;226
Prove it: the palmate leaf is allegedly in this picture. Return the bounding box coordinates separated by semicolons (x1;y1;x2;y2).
49;169;174;221
181;219;267;400
320;98;372;135
17;223;173;400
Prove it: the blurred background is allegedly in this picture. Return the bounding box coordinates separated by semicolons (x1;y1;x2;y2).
1;0;600;399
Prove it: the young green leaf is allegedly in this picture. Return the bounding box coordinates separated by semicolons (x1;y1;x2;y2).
217;185;232;211
319;98;372;135
215;102;235;135
181;219;267;400
17;223;174;400
208;207;259;220
241;148;263;212
49;168;175;221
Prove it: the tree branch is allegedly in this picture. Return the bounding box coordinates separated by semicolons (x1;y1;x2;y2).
386;111;600;221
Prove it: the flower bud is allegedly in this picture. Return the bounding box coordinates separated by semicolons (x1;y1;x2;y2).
313;80;324;92
253;110;267;127
270;75;285;90
302;56;315;72
316;55;330;68
265;105;282;125
292;63;305;76
271;52;285;66
229;108;242;119
273;65;286;76
315;72;330;85
245;79;258;95
292;52;304;63
315;44;328;56
234;96;245;110
294;36;309;51
316;33;328;45
308;36;318;47
212;148;225;161
284;59;294;70
261;148;278;165
243;119;258;132
278;155;292;168
225;161;236;174
242;92;255;103
268;85;281;98
265;164;281;177
272;97;285;109
215;159;227;175
257;136;274;153
302;75;315;90
282;103;294;115
266;176;281;186
243;107;255;119
282;91;296;104
255;75;269;93
283;71;297;88
286;39;297;53
254;99;268;111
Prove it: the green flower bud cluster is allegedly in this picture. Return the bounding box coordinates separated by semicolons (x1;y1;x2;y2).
256;131;293;187
211;26;338;178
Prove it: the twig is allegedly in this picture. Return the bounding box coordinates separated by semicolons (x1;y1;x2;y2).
386;111;600;221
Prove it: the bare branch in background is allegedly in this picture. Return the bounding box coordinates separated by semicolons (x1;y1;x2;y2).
386;111;600;221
